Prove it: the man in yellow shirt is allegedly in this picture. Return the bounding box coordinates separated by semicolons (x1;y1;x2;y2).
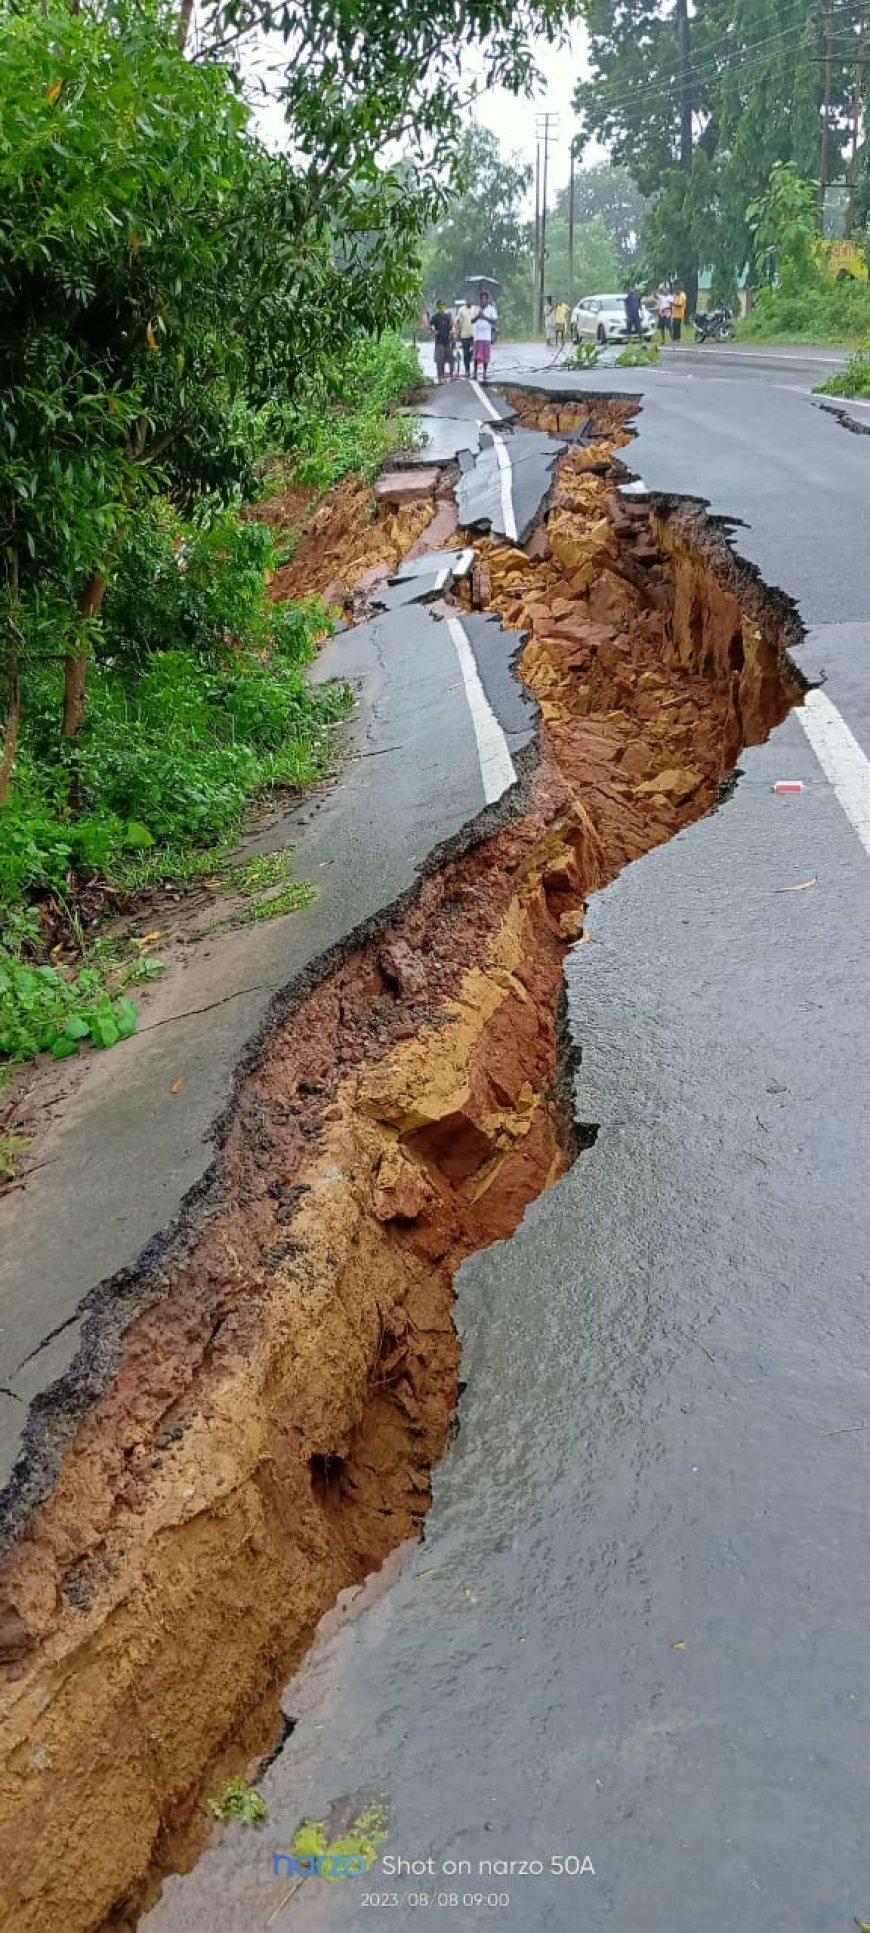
671;287;687;342
554;297;570;346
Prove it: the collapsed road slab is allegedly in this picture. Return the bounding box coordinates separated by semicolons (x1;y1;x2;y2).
370;546;475;611
456;424;567;545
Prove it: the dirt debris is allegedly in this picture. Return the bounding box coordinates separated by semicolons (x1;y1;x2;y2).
258;473;438;610
0;400;803;1933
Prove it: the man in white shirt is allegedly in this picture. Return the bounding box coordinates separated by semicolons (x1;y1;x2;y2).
470;290;498;383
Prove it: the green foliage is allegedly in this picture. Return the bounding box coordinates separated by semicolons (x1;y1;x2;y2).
747;164;821;295
290;1801;389;1878
575;0;854;295
742;280;870;345
422;127;532;308
0;946;140;1064
276;335;421;494
541;216;620;305
817;350;870;395
210;1776;268;1827
554;165;648;270
563;341;600;369
215;849;318;923
0;1130;28;1181
0;512;343;916
615;341;660;367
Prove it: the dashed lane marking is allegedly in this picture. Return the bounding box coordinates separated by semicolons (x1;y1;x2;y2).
446;617;517;806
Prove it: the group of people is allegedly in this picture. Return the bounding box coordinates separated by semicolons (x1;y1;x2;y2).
652;287;688;342
427;290;498;384
622;286;689;341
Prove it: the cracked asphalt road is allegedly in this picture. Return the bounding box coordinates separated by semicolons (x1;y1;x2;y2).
148;342;870;1933
0;547;535;1502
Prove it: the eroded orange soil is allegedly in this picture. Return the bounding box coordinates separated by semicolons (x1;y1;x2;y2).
0;403;802;1933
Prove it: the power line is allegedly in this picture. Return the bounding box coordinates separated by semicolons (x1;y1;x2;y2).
580;0;864;122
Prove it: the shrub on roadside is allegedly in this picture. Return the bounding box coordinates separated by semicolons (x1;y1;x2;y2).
816;349;870;398
267;332;421;495
741;279;870;346
1;510;346;915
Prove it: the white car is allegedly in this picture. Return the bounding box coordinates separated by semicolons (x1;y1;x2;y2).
570;293;653;345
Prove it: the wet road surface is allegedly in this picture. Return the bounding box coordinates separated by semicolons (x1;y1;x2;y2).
146;343;870;1933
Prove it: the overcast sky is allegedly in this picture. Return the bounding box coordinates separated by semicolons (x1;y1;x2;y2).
474;24;596;204
247;23;599;207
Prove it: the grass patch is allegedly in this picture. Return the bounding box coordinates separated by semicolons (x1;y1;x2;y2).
815;349;870;397
245;878;317;922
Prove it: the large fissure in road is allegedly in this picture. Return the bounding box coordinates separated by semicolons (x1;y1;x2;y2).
0;399;802;1933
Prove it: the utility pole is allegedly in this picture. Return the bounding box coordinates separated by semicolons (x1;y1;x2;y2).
533;140;542;335
568;136;578;303
535;112;559;333
819;5;834;229
847;7;866;236
674;0;697;310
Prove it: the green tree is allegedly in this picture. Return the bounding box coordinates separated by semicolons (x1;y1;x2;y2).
554;162;648;267
574;0;863;299
1;0;574;786
541;215;620;301
747;161;821;292
421;127;532;305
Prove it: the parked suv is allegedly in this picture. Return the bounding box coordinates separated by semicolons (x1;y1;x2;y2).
570;293;653;345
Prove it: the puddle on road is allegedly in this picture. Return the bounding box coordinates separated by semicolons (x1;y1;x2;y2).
0;395;803;1933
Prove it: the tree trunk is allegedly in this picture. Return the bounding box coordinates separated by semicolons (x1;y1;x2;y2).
176;0;195;50
62;570;108;742
0;658;20;807
675;0;692;171
1;537;21;806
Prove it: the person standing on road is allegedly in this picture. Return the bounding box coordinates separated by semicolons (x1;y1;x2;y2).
544;295;556;346
625;288;643;338
554;297;569;346
470;291;496;383
656;288;672;343
430;300;455;384
671;286;687;342
455;298;475;377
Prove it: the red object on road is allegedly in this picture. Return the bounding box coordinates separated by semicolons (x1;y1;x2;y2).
772;780;806;794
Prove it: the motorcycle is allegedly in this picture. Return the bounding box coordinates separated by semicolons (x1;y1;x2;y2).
693;306;735;342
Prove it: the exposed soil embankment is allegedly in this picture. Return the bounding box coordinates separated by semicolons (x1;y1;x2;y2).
0;402;802;1933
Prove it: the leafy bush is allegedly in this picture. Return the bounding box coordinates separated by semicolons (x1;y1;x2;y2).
0;510;346;913
742;279;870;345
0;948;139;1063
563;342;600;369
272;333;421;494
816;350;870;397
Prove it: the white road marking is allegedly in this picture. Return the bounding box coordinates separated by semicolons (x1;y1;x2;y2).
490;432;519;543
470;379;501;422
797;688;870;858
446;616;517;805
